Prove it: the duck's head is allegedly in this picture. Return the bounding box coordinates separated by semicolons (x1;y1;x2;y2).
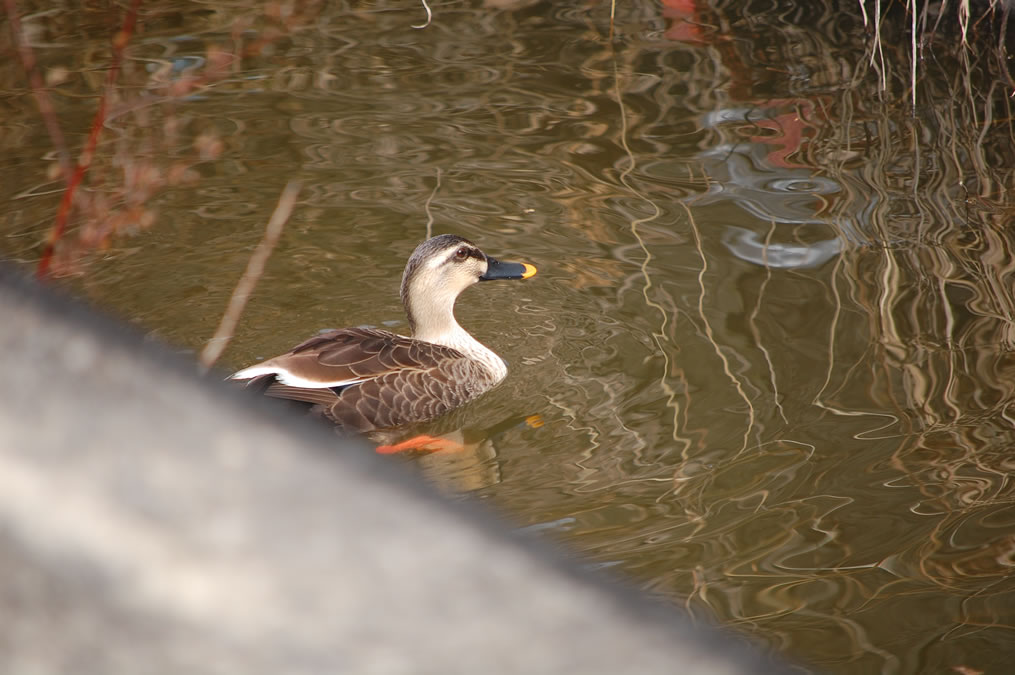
400;234;537;339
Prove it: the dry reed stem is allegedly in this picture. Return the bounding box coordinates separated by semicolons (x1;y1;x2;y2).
199;181;302;372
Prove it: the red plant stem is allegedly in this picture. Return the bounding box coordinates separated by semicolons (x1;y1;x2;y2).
36;0;143;279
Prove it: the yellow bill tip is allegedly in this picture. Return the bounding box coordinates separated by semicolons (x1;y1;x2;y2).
521;263;538;279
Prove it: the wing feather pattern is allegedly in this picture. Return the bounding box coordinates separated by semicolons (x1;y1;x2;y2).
236;327;497;431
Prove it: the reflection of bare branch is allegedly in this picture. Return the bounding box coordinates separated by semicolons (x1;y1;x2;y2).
750;220;788;425
684;200;756;456
4;0;71;181
422;167;441;240
199;181;302;372
411;0;432;29
612;51;690;461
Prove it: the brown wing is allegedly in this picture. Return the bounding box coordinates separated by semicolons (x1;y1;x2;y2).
236;327;498;432
251;327;427;386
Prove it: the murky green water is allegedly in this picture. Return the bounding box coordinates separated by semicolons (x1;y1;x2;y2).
3;0;1015;672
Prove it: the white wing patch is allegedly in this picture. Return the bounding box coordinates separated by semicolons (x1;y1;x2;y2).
229;365;366;389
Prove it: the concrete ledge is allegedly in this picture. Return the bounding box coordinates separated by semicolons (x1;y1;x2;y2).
0;265;794;674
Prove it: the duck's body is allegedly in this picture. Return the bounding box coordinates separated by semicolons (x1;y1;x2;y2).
230;234;536;432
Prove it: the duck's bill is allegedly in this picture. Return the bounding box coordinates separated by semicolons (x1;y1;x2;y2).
480;257;537;281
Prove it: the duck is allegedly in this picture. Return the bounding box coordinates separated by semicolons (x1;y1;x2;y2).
229;233;537;432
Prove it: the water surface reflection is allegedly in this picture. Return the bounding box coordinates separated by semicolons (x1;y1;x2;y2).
2;0;1014;672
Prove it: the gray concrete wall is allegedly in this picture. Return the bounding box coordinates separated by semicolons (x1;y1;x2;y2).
0;265;798;675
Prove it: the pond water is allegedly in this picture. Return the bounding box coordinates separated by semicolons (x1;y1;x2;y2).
3;0;1015;672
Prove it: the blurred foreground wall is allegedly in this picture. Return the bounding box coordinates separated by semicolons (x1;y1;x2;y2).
0;266;794;675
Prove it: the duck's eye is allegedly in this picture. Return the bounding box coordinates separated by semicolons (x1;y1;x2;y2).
454;246;469;261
